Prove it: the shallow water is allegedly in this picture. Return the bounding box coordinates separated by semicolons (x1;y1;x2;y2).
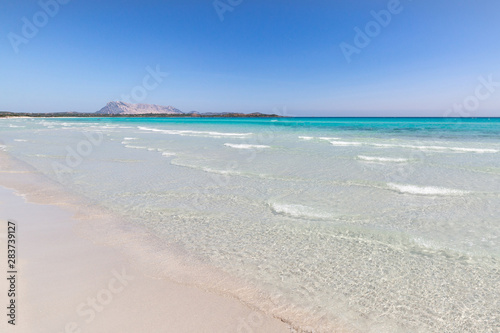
1;117;499;332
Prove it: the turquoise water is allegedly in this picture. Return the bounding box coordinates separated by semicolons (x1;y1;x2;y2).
1;117;499;332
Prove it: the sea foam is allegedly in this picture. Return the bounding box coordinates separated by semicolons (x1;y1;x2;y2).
224;143;270;149
309;137;498;153
138;126;252;138
270;203;333;220
358;155;409;163
387;183;470;196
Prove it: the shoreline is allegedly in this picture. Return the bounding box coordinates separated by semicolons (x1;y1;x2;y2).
0;152;293;333
0;114;284;119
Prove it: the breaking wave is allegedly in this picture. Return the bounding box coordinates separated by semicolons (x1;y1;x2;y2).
138;126;252;138
224;143;270;149
387;183;470;196
269;203;334;220
358;155;409;163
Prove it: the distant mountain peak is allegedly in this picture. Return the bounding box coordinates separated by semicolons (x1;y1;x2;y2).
96;101;183;115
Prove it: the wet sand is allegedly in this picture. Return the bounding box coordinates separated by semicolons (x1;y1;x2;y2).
0;185;291;333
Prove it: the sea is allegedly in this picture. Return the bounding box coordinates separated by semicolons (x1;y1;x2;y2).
1;117;499;332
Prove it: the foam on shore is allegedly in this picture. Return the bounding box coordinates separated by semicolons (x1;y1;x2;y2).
387;183;470;196
138;126;252;138
224;143;270;149
358;155;409;163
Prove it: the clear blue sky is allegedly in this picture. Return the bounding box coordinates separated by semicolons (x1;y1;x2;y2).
1;0;499;116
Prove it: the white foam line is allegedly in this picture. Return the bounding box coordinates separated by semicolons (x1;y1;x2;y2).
374;143;498;153
318;137;341;141
387;183;470;196
328;141;363;146
224;143;270;149
201;167;242;176
270;203;333;219
358;155;409;163
309;138;499;153
138;126;252;138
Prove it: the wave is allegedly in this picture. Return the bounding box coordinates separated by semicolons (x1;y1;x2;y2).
428;146;498;153
161;152;176;157
138;126;252;138
376;143;498;153
8;124;25;128
312;138;499;154
13;139;28;142
357;155;409;163
269;203;334;220
387;183;470;196
300;136;497;153
92;125;130;129
171;160;244;176
124;145;148;149
170;160;261;177
224;143;270;149
0;145;6;151
200;167;243;175
328;141;363;146
318;137;341;141
120;140;171;155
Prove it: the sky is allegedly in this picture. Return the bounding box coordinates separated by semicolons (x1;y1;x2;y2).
1;0;499;116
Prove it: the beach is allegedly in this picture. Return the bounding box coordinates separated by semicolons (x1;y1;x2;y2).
1;117;499;332
0;167;291;333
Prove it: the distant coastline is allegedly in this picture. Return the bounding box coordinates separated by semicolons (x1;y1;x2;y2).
0;111;282;118
0;101;282;118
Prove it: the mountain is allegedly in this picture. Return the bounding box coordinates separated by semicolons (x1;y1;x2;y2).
96;101;183;115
